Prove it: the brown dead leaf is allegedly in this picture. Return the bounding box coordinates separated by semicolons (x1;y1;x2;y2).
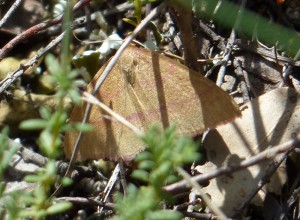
196;87;300;216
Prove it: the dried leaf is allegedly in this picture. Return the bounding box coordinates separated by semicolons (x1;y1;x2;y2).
64;46;241;161
196;87;300;216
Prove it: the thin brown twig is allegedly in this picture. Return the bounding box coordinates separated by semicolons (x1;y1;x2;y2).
180;211;215;220
177;167;228;219
0;9;89;93
198;20;226;51
0;0;23;28
216;0;246;86
169;3;201;73
231;149;291;217
82;92;142;136
3;134;88;175
234;40;300;67
0;0;92;61
163;135;300;194
216;29;236;86
55;197;115;209
0;31;66;93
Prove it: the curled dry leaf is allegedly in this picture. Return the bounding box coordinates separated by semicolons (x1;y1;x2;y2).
64;46;241;162
196;87;300;216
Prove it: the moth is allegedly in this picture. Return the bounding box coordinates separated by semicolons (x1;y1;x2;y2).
64;46;241;161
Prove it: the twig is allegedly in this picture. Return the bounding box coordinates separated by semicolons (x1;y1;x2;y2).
233;59;251;102
185;189;197;220
55;197;115;209
0;31;65;93
73;90;143;207
198;20;226;51
18;146;48;167
216;0;246;86
216;30;235;86
0;0;23;28
98;164;120;213
1;134;89;178
82;92;142;136
0;14;88;94
234;40;300;67
4;136;71;180
3;136;48;167
289;186;300;212
163;135;300;194
177;167;229;220
0;0;92;61
231;149;291;217
279;49;300;87
72;1;134;28
287;174;300;209
169;3;200;72
101;1;133;16
180;211;215;220
174;198;201;211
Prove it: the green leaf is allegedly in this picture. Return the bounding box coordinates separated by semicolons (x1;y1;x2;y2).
61;177;73;186
24;174;40;182
39;130;53;156
20;119;48;130
39;107;52;120
131;170;149;182
19;209;38;218
72;122;93;132
68;88;81;104
1;142;17;170
138;160;155;170
135;151;152;162
122;18;137;27
146;210;182;220
46;202;72;214
45;54;61;75
150;161;173;184
148;21;163;46
165;174;179;184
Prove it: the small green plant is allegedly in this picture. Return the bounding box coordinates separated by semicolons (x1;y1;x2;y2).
123;0;162;46
17;48;91;219
123;0;153;27
2;1;90;219
0;128;18;185
0;128;19;219
113;126;201;220
17;161;72;219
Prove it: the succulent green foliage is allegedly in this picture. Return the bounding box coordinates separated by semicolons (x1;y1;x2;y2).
135;126;200;186
0;128;19;219
113;126;201;220
18;161;72;219
11;1;89;218
0;128;18;181
19;51;94;158
0;129;71;220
